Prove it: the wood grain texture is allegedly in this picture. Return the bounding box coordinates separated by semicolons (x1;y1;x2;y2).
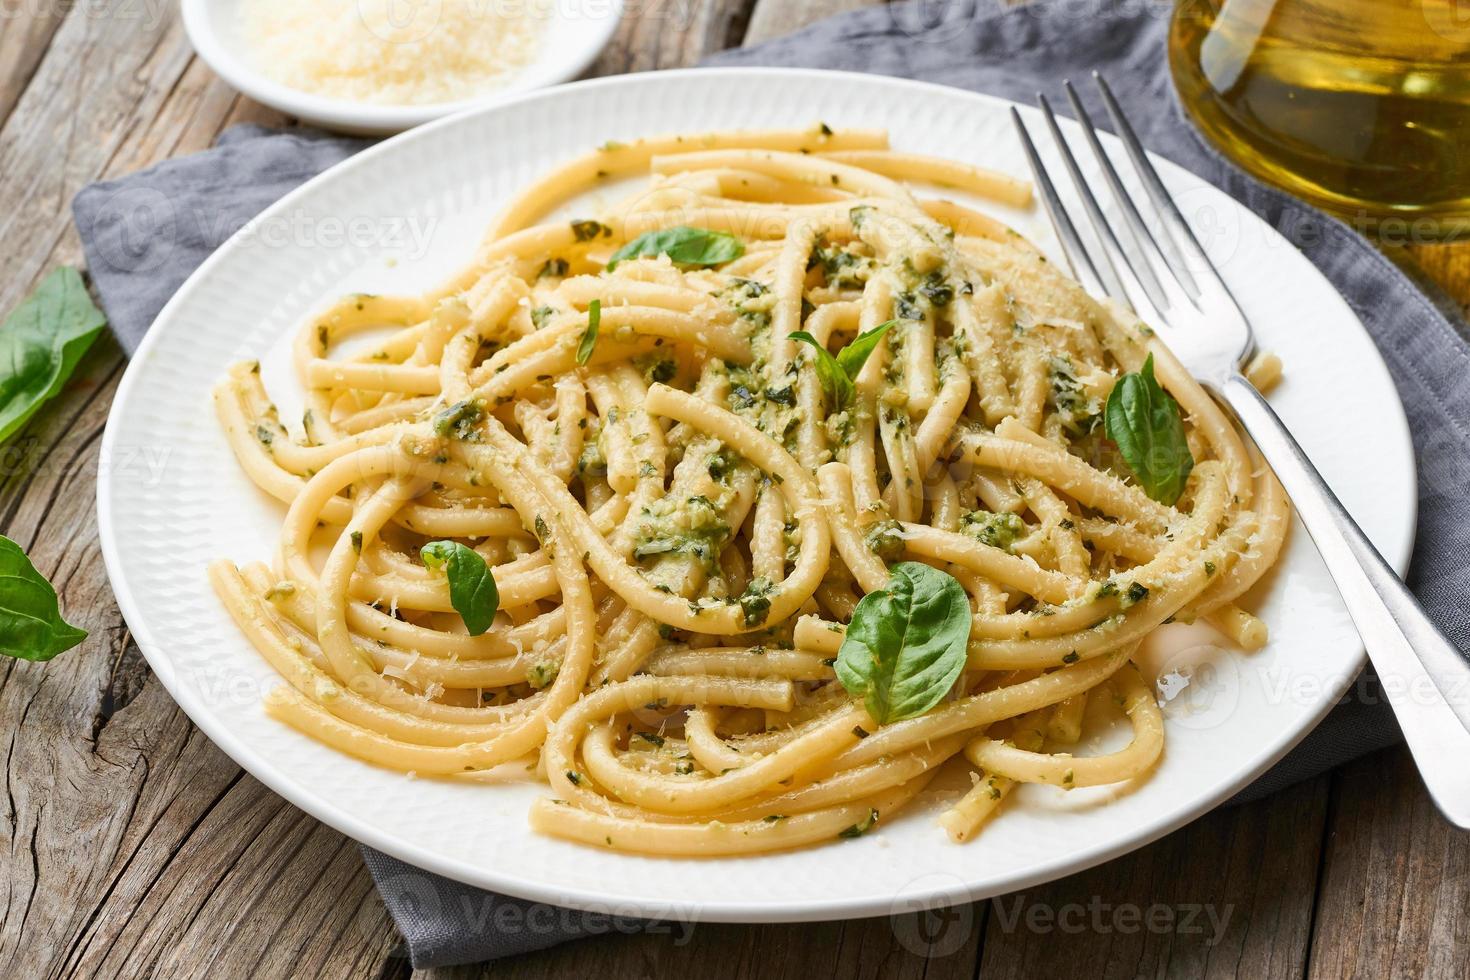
0;3;398;979
977;776;1330;980
420;914;982;980
1307;747;1470;980
1;0;1469;978
745;0;885;43
0;0;69;130
589;0;757;76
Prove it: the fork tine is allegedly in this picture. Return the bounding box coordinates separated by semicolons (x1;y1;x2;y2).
1092;73;1234;306
1009;107;1118;303
1061;80;1200;303
1031;96;1170;328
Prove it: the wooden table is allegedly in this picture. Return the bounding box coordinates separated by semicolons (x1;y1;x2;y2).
3;2;1467;977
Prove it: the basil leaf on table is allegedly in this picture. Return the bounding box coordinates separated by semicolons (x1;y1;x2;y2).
1104;353;1195;505
0;535;87;661
0;267;106;443
788;319;897;411
835;562;971;725
576;299;601;366
420;541;499;636
607;226;744;271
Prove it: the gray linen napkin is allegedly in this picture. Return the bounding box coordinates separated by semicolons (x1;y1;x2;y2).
71;0;1470;967
73;125;370;354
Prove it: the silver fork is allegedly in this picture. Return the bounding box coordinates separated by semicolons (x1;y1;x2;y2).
1013;74;1470;828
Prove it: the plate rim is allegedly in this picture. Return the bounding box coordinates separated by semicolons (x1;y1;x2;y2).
97;65;1419;922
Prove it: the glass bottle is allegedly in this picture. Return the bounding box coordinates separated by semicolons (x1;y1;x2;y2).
1170;0;1470;240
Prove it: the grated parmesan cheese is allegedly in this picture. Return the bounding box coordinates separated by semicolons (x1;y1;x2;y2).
242;0;548;106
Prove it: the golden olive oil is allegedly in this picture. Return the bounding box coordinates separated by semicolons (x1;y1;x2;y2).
1170;0;1470;239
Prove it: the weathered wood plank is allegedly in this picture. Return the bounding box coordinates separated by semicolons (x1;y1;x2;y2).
1306;747;1470;980
0;0;70;129
589;0;757;76
216;92;295;135
118;55;268;165
0;4;402;979
422;913;981;980
0;4;193;309
976;776;1329;980
745;0;883;44
0;331;404;979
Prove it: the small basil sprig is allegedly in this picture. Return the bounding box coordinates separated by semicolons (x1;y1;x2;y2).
835;562;971;725
0;535;87;661
607;226;743;271
576;299;601;366
1104;353;1194;505
788;320;897;411
1;267;106;443
421;541;499;636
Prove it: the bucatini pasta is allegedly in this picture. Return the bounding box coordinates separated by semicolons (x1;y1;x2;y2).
210;126;1289;854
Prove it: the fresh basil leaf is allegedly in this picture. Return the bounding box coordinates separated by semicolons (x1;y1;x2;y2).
421;541;499;636
1104;353;1194;505
788;331;852;411
0;267;106;443
0;534;86;661
788;320;897;411
607;226;744;271
834;319;896;381
576;299;601;366
835;562;971;724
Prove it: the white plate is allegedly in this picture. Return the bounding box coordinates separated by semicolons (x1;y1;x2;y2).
182;0;625;135
98;68;1417;923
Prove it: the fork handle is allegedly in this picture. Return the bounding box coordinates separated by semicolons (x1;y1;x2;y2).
1219;372;1470;827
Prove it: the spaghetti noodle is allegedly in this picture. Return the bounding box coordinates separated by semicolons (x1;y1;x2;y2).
210;126;1288;854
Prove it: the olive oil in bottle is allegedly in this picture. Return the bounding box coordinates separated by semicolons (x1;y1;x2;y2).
1169;0;1470;239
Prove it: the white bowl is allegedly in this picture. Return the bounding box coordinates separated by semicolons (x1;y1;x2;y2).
181;0;625;135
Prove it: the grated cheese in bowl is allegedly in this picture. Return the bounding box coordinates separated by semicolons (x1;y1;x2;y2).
242;0;549;106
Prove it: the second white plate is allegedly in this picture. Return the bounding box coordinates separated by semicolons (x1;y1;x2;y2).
98;68;1416;922
182;0;626;134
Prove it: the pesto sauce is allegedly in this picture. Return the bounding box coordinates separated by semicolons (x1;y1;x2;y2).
632;493;733;571
737;576;776;627
864;519;905;562
959;510;1025;552
1047;355;1102;438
